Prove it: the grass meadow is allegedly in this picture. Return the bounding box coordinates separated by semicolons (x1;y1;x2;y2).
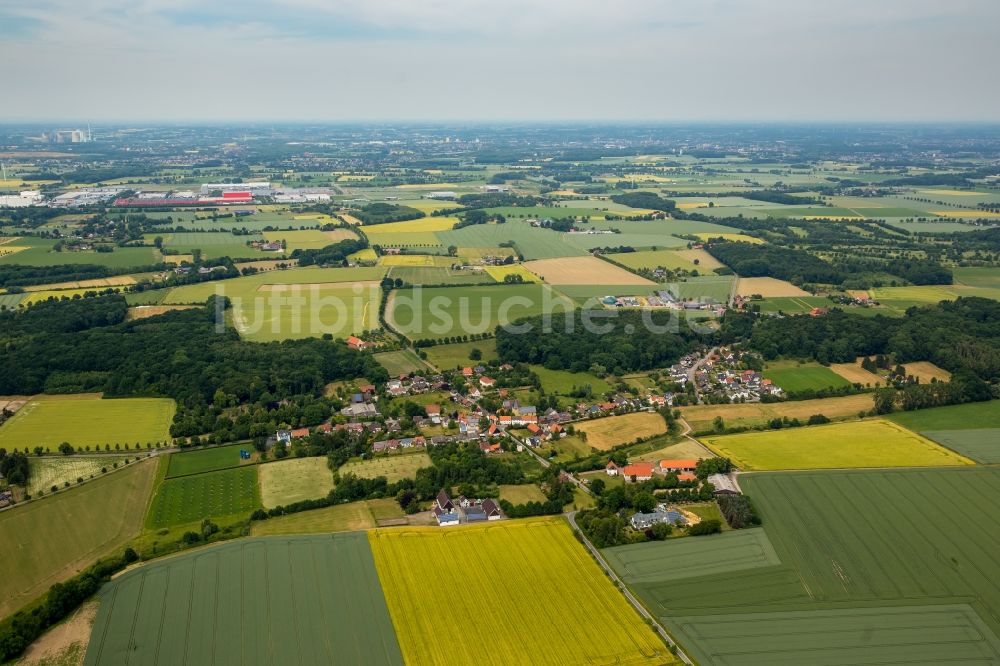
0;396;175;452
165;443;249;478
258;456;335;508
575;412;667;450
0;458;158;619
145;466;260;528
338;452;432;483
762;362;852;393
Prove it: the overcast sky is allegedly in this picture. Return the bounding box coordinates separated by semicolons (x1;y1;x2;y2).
3;0;998;123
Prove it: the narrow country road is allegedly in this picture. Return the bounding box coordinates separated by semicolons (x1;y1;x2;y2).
564;511;693;665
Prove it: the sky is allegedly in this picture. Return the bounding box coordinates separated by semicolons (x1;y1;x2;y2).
2;0;999;123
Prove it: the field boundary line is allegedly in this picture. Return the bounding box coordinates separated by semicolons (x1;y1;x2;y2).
564;512;693;665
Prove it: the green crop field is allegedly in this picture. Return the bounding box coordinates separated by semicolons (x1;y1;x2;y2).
421;338;498;369
670;276;735;303
604;528;780;584
606;249;699;272
258;456;334;508
83;534;404;666
762;363;852;393
146;466;260;528
166;443;249;478
0;237;159;268
387;284;574;340
0;396;175;452
0;458;158;619
702;419;974;470
922;429;1000;463
610;467;1000;664
886;400;1000;431
153;231;266;259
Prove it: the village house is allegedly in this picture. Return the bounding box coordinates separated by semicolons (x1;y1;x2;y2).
605;460;620;476
621;462;655;482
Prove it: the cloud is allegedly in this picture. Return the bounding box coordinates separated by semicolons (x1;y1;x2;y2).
1;0;998;121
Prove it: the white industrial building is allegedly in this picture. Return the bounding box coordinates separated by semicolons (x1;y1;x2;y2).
0;191;43;208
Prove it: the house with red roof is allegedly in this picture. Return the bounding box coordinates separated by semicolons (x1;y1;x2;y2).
622;462;654;482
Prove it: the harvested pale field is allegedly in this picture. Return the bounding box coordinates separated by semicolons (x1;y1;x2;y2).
19;600;98;666
23;276;136;292
0;237;20;245
830;360;885;386
162;254;193;265
127;305;197;320
522;256;656;286
250;502;376;535
339;213;364;225
903;361;951;383
679;393;874;433
379;254;456;267
362;216;459;233
575;412;667;450
0;246;28;256
736;277;809;298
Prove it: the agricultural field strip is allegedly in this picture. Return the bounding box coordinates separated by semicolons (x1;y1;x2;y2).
368;519;672;665
83;534;404;666
604;528;780;584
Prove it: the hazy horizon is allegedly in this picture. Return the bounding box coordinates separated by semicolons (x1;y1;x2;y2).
2;0;999;123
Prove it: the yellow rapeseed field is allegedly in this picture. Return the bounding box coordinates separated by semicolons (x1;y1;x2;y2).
369;518;673;666
483;264;538;283
702;419;974;471
362;216;460;234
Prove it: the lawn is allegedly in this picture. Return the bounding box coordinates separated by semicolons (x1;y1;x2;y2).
531;365;612;397
679;393;873;433
0;458;158;619
0;395;175;452
26;454;132;495
497;484;547;504
83;534;404;665
575;412;667;451
387;284;574;340
165;443;249;478
421;338;498;369
373;349;430;375
762;362;852;393
145;466;260;528
613;467;1000;665
368;518;672;665
702;419;974;470
338;452;432;483
258;456;334;508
